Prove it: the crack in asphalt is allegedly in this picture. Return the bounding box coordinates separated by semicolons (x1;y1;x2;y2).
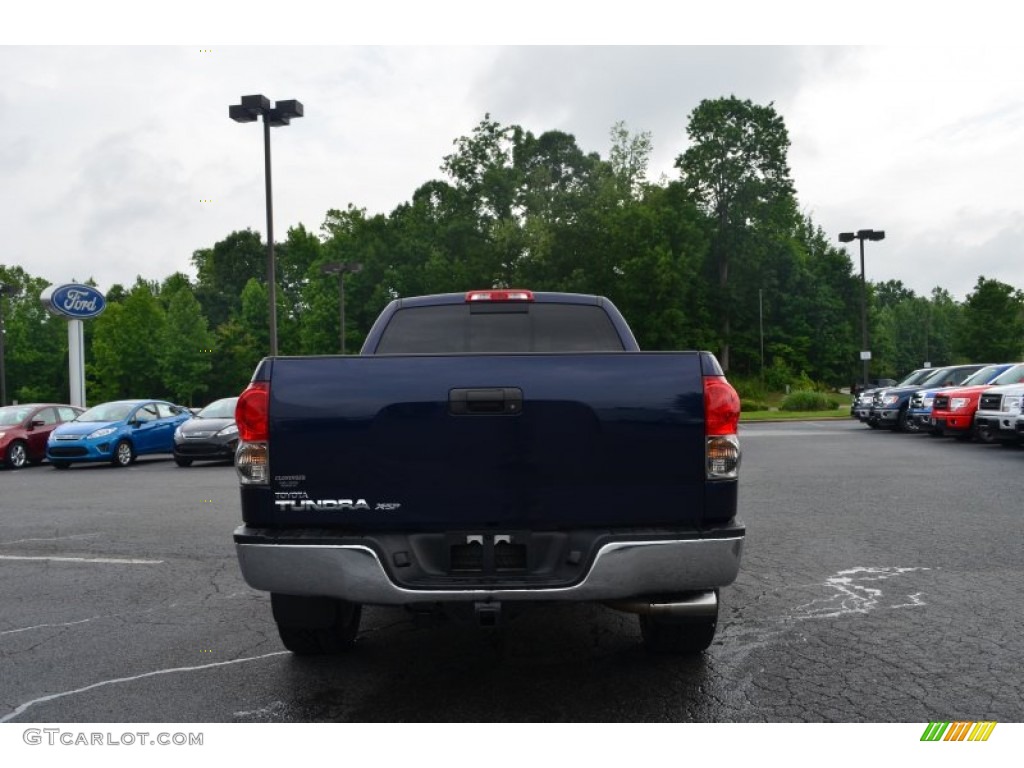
0;651;291;723
0;617;102;637
0;533;102;546
0;591;261;639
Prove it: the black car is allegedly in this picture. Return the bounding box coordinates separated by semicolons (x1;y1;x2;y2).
172;397;239;466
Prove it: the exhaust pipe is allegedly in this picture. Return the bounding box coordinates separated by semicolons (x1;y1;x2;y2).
605;590;718;619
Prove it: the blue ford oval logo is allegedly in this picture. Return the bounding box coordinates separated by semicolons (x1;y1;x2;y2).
41;283;107;319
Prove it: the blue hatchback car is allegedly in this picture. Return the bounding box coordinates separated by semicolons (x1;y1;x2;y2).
46;399;193;469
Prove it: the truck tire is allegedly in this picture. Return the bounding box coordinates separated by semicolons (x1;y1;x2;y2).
898;407;917;433
639;593;718;655
5;440;29;469
271;593;361;655
975;425;995;444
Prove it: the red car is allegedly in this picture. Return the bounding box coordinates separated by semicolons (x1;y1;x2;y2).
0;403;84;468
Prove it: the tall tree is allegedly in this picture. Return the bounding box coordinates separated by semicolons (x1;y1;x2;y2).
160;288;214;405
89;278;168;401
191;229;265;331
956;276;1024;361
0;266;69;403
608;121;653;199
676;96;798;371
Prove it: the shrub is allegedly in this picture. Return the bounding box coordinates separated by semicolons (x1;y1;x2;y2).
780;390;834;412
730;375;767;402
763;358;794;392
741;400;768;412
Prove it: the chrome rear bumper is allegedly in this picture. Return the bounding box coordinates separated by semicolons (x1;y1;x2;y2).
236;533;743;605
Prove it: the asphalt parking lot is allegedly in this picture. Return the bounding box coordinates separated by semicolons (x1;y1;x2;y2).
1;421;1022;722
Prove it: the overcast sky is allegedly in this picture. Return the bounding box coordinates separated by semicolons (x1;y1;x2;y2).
4;12;1023;302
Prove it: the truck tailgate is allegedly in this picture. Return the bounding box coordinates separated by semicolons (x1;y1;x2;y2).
263;353;708;530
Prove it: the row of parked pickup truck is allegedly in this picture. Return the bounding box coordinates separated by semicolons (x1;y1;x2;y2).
851;362;1024;443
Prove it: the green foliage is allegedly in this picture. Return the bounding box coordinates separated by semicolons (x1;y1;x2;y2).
160;287;213;405
608;121;653;198
3;108;1022;406
740;400;768;412
729;375;768;401
1;265;69;403
676;96;799;371
88;279;168;401
780;390;835;412
955;276;1024;361
763;357;795;392
192;229;265;331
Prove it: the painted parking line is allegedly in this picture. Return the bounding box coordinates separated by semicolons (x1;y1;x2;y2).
0;555;164;565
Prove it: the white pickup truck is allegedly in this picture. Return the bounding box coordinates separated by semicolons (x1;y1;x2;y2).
974;383;1024;444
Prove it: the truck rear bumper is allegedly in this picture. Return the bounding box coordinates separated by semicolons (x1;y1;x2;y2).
235;527;744;605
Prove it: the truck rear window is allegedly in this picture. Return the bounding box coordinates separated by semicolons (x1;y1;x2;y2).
375;303;625;353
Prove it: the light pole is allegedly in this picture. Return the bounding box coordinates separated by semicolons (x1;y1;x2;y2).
229;94;304;356
0;283;18;406
321;262;363;354
838;229;886;387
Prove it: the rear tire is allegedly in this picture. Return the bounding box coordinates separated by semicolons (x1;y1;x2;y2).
5;440;29;469
272;594;362;655
639;592;719;655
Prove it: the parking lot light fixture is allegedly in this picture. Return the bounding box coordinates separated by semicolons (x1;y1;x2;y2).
838;229;886;388
320;262;363;354
229;94;304;356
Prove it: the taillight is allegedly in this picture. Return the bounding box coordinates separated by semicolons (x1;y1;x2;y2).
704;375;739;436
235;381;270;486
704;375;740;480
465;289;535;302
236;381;269;441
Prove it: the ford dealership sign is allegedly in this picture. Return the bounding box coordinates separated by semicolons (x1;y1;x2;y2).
41;283;107;319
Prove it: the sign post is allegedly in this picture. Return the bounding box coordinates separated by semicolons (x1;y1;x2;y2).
40;283;106;408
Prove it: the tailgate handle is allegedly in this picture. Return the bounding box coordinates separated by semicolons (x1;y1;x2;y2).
449;388;523;415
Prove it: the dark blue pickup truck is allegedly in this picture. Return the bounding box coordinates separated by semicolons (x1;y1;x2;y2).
232;290;743;655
